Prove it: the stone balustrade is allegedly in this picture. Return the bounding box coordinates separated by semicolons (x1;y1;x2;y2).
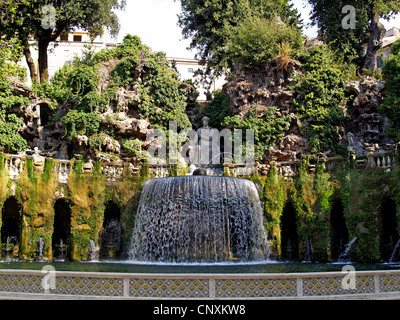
0;145;399;182
0;268;399;300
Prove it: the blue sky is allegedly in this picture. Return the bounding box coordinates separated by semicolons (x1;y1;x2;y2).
116;0;400;59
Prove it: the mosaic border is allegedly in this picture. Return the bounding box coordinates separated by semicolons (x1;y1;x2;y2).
215;279;297;298
0;270;399;299
129;278;209;298
302;276;375;296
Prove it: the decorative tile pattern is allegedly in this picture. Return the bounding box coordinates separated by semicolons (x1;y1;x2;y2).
0;274;44;294
215;279;297;298
380;274;400;293
0;271;399;299
129;279;209;298
303;276;375;296
53;277;124;296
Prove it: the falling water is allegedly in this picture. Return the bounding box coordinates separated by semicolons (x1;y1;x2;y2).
55;239;66;261
129;176;270;263
389;239;400;263
36;237;45;262
303;239;312;263
87;239;98;261
338;237;358;262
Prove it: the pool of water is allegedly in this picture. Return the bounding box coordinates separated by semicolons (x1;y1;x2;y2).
0;260;399;274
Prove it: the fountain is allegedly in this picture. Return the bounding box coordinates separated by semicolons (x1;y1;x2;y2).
129;176;270;263
389;239;400;263
3;236;17;261
36;237;45;262
87;239;98;262
303;239;312;263
54;239;67;261
338;237;358;262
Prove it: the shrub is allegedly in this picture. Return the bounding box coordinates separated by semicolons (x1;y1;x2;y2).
292;45;347;155
380;40;400;141
223;106;290;160
225;15;303;70
201;90;232;130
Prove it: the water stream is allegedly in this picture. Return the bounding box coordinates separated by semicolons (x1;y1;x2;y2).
129;176;270;263
338;237;358;262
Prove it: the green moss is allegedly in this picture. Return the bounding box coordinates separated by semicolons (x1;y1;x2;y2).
18;158;58;261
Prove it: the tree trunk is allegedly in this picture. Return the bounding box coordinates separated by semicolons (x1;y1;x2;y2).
362;13;386;72
23;39;39;84
38;39;50;84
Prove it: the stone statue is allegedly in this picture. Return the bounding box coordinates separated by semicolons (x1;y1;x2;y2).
197;117;220;165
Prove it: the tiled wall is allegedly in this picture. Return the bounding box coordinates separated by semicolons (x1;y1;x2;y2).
0;270;399;299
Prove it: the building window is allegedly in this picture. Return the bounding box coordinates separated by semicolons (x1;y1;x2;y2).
73;35;82;42
188;68;194;73
60;34;69;42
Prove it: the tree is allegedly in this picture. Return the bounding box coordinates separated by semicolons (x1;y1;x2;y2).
307;0;400;71
177;0;300;81
0;0;126;83
380;40;400;140
0;38;29;153
0;0;39;82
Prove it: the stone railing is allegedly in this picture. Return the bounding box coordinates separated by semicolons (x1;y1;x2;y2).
0;269;399;300
257;147;399;179
1;146;399;183
1;154;141;183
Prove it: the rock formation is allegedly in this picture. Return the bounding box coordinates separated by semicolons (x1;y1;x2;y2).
222;60;393;162
344;77;392;156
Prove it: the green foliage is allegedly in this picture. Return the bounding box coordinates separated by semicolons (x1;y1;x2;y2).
0;39;29;153
307;0;400;68
292;45;347;154
339;169;399;262
225;15;303;70
34;34;192;158
122;138;145;159
0;114;27;153
66;65;99;97
178;0;300;79
62;110;102;142
33;65;74;106
223;106;290;160
201;90;232;130
0;0;126;83
380;40;400;140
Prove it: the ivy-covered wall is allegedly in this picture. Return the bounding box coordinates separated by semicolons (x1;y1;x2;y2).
0;156;399;263
0;158;148;262
253;158;400;263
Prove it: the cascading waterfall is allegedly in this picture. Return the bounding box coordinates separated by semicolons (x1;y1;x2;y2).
129;176;270;263
389;239;400;263
338;237;358;262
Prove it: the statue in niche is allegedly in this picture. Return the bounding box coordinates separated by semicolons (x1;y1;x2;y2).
197;117;220;165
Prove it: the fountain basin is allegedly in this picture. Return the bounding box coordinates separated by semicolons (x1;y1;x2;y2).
0;262;400;300
129;176;270;263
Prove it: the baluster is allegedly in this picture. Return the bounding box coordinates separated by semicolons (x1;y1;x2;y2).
376;156;381;168
388;156;392;168
382;156;387;169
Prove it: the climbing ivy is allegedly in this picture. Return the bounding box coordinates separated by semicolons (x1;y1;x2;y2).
0;39;30;153
223;106;291;160
292;45;348;155
381;40;400;140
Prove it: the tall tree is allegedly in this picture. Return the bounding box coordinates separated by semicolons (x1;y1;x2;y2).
0;0;126;83
307;0;400;71
177;0;300;82
0;0;39;82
